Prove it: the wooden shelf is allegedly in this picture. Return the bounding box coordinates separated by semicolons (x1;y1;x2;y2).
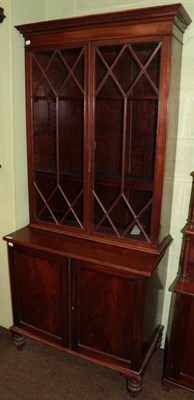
35;169;153;191
33;96;84;101
35;169;83;182
96;96;158;101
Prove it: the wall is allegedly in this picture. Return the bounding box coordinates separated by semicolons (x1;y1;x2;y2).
0;0;45;327
0;0;14;328
0;0;193;345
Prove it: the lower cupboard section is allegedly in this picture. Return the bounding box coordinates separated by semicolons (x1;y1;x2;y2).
7;243;163;395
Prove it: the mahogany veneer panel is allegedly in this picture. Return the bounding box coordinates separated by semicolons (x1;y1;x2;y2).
8;245;69;346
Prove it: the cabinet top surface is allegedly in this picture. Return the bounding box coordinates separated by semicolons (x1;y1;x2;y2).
4;226;168;277
16;3;191;37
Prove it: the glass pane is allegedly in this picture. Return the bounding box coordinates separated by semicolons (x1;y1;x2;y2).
95;99;123;178
32;51;54;96
96;76;122;98
33;50;53;69
123;188;152;239
35;174;57;200
126;100;157;181
60;178;83;227
95;55;108;89
58;99;83;174
35;177;57;224
93;184;152;240
131;43;158;65
97;45;122;66
146;51;161;89
131;43;161;94
113;48;140;93
33;99;56;171
132;75;157;97
73;53;85;88
60;77;83;98
61;48;83;68
47;53;68;93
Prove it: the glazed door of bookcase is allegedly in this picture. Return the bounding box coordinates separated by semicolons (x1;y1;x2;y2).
70;260;146;369
8;245;69;346
91;40;162;244
27;44;88;233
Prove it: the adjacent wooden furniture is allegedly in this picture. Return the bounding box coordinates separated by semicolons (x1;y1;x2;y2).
163;172;194;393
4;4;191;397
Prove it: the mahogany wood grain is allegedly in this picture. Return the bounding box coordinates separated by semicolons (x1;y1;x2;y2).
16;4;190;37
8;245;69;346
71;260;145;369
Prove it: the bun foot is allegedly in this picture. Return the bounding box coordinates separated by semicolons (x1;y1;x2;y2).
11;333;25;350
126;379;142;397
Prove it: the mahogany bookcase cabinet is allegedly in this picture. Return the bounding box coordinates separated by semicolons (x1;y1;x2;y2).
163;172;194;393
3;4;191;397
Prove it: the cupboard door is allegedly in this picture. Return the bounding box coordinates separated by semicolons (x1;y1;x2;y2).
168;294;194;390
8;245;69;346
180;298;194;388
71;260;145;369
92;41;161;243
29;45;87;231
164;293;194;389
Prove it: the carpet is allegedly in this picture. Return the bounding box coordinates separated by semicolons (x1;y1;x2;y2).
0;327;192;400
